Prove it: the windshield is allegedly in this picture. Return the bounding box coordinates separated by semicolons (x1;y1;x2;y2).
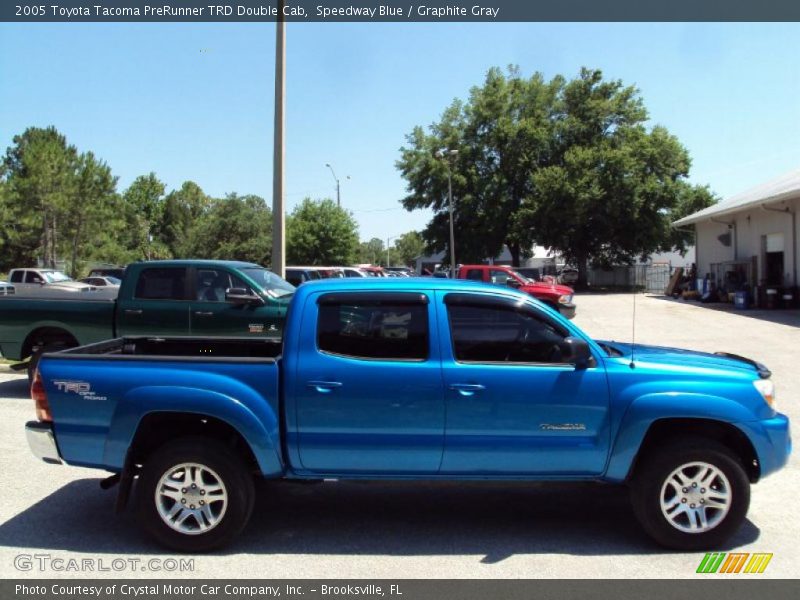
241;268;295;299
106;276;121;285
43;271;72;283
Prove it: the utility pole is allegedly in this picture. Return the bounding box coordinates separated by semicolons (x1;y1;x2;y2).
271;3;286;277
436;149;459;278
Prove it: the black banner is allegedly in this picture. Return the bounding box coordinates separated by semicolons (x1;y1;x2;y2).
5;580;800;600
3;0;800;22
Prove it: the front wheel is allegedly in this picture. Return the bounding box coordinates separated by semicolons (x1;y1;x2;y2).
137;437;255;552
630;438;750;550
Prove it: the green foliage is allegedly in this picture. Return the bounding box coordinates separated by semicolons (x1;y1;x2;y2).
122;173;166;260
183;193;272;264
358;237;386;266
397;66;716;281
287;198;359;265
390;231;425;266
159;181;211;257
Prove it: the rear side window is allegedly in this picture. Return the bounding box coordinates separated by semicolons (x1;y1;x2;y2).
9;271;23;283
317;293;429;360
135;268;187;300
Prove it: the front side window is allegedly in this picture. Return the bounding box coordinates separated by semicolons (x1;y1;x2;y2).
25;271;44;283
317;294;429;360
447;297;569;364
135;267;187;300
465;269;484;281
196;269;251;302
488;269;513;285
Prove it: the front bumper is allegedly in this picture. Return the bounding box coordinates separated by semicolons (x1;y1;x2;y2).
26;421;62;464
558;303;577;320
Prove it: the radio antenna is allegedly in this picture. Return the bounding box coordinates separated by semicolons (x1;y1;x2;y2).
630;286;637;369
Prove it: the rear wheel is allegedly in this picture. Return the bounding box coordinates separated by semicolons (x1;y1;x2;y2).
137;437;255;552
630;437;750;550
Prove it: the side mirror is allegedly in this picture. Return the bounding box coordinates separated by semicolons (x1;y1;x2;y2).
506;279;521;288
226;287;264;306
562;336;592;368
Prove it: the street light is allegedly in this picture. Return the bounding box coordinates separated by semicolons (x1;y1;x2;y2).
325;163;350;207
436;148;459;278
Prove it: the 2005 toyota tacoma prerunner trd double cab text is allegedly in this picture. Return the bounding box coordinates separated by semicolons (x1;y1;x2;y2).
25;278;790;551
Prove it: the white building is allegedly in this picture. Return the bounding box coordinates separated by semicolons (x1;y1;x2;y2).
673;167;799;292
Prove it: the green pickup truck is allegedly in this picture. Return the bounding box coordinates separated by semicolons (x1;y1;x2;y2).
0;260;294;377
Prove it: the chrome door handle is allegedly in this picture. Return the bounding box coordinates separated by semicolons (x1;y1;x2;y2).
194;311;214;316
124;309;142;315
449;383;486;396
307;381;343;394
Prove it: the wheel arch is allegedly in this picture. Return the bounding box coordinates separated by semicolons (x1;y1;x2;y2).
627;418;760;483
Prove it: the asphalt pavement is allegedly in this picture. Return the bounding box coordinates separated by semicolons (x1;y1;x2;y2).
0;293;796;578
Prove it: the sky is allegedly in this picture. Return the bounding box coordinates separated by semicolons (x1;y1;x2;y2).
1;22;799;243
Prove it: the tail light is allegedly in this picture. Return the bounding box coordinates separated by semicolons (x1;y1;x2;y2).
31;370;52;422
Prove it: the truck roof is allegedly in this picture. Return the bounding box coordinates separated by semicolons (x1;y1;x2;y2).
129;260;263;269
293;275;527;298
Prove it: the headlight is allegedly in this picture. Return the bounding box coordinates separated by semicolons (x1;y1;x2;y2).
558;294;572;305
753;379;776;408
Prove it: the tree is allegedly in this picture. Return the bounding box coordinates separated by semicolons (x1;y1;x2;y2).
286;198;359;265
184;193;272;264
397;67;562;266
159;181;210;257
397;67;715;283
63;151;118;276
522;69;716;284
123;173;166;260
390;231;425;266
1;126;79;268
358;237;386;266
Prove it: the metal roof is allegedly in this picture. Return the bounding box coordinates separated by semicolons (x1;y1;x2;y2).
673;166;800;227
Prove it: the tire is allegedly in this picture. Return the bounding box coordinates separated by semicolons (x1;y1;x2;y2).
630;437;750;550
136;437;255;552
27;342;69;383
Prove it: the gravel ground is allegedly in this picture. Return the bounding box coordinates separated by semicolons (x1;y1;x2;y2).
0;293;796;579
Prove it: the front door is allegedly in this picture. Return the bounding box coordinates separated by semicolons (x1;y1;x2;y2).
437;291;610;475
189;267;284;338
293;291;445;474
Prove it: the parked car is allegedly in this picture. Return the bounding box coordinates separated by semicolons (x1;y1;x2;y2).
458;264;576;319
340;267;369;278
0;281;15;296
558;267;579;285
355;265;387;277
7;268;95;294
385;266;415;277
284;267;322;287
88;266;126;280
26;277;790;551
0;260;294;380
79;276;122;288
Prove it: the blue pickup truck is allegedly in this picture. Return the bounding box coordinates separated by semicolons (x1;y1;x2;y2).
25;278;790;552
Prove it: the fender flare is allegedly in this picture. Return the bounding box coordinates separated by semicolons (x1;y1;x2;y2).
103;385;283;476
605;392;758;482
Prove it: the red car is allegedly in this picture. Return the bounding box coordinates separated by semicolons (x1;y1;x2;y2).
457;264;576;319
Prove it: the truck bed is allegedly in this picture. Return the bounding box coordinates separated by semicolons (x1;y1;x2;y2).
38;336;283;473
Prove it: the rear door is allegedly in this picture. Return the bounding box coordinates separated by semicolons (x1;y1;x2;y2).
116;266;191;336
189;267;283;337
436;292;610;475
293;291;445;474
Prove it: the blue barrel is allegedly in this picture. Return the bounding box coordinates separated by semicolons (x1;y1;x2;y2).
734;291;749;310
